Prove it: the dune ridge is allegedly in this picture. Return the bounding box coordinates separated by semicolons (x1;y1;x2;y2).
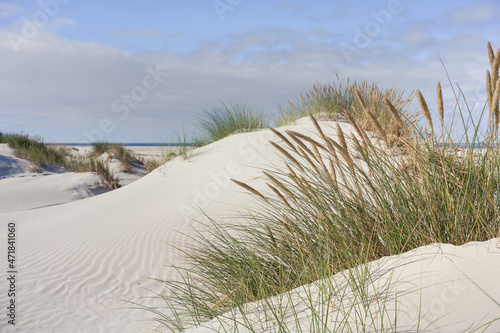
1;118;499;332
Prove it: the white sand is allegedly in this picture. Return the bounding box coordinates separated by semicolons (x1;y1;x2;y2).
0;144;168;213
1;119;499;332
0;173;109;214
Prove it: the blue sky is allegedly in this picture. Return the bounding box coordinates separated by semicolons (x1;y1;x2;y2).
0;0;499;143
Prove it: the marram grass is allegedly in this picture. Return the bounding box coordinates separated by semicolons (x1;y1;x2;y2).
0;133;126;188
143;43;500;332
276;78;414;147
194;102;268;147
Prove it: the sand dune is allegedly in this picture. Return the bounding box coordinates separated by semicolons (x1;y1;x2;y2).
1;119;499;332
0;173;110;213
0;144;161;213
0;120;297;332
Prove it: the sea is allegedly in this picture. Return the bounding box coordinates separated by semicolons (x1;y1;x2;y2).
56;143;196;147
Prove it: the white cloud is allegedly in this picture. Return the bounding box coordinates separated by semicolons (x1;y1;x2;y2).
0;22;498;142
108;28;164;39
0;2;20;18
445;2;499;25
51;17;78;30
401;30;434;46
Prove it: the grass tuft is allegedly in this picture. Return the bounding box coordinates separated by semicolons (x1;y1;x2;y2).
276;79;414;146
194;102;268;147
0;132;68;171
0;134;123;188
90;141;110;156
90;142;140;174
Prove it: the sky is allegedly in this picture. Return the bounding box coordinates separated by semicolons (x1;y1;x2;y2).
0;0;499;143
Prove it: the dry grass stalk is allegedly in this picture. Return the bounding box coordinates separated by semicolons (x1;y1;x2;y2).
493;80;500;133
384;97;405;129
491;45;500;133
309;113;335;148
285;162;308;191
287;131;319;163
286;130;327;152
309;113;326;138
267;183;292;210
327;138;348;182
487;70;493;103
330;140;355;175
269;127;299;154
263;171;295;200
323;135;337;159
344;111;370;154
350;133;374;177
359;124;374;149
493;48;500;86
312;143;329;175
331;135;362;196
350;134;366;162
344;111;363;137
328;157;337;184
286;163;297;178
265;224;277;247
485;43;500;134
437;82;444;128
269;141;304;172
417;89;434;133
487;70;494;133
231;178;269;203
488;42;495;67
355;88;388;144
351;133;362;151
309;113;338;157
354;89;367;110
326;137;340;162
296;145;321;175
336;123;348;151
366;108;388;144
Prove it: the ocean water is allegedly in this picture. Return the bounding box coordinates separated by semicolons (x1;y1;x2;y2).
59;143;196;147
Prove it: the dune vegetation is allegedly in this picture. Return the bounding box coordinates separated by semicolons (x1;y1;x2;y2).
142;43;500;331
0;132;70;171
0;133;140;188
194;102;269;147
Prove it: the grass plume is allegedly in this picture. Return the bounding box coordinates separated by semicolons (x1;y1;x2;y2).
437;82;444;128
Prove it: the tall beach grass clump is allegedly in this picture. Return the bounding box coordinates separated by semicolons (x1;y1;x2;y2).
145;43;500;331
64;155;121;189
194;102;268;147
90;142;137;173
0;132;69;171
277;77;414;145
0;133;123;188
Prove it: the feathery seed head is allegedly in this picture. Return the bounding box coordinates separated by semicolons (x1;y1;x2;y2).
231;178;269;203
437;82;444;128
417;90;433;132
384;97;405;129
